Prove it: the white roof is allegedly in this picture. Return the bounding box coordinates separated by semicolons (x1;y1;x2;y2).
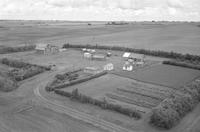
35;43;48;50
122;52;131;58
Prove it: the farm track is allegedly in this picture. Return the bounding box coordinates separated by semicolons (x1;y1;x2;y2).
34;83;142;132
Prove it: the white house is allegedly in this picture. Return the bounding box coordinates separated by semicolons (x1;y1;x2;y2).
104;63;114;71
123;61;133;71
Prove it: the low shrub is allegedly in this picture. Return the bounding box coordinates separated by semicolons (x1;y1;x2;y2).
54;89;141;119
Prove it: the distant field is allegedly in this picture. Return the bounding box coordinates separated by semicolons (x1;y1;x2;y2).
0;21;200;55
115;64;200;89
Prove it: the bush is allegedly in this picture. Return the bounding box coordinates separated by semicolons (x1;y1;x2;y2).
0;76;18;92
163;60;200;70
1;58;49;81
54;89;141;119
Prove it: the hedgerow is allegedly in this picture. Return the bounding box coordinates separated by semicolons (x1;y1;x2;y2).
163;60;200;70
63;43;200;62
54;89;141;119
0;45;35;54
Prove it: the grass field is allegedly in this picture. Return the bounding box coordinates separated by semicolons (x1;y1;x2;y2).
115;64;200;89
0;21;200;55
61;74;175;113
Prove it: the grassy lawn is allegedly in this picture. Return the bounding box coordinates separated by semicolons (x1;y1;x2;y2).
115;64;200;89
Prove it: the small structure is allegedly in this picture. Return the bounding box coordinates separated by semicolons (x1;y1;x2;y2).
35;43;59;54
84;67;103;74
92;54;106;61
123;61;133;71
83;52;92;59
104;63;114;71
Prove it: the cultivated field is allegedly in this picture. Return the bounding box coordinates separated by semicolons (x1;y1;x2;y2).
0;21;200;55
0;20;200;132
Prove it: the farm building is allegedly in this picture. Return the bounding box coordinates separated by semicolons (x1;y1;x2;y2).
123;52;145;66
92;54;106;61
35;43;59;54
83;52;92;59
104;63;114;71
84;67;103;74
123;61;133;71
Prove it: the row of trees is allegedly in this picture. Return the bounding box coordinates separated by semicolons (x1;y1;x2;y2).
150;80;200;129
163;60;200;70
0;45;35;54
63;44;200;62
46;70;107;91
54;89;141;119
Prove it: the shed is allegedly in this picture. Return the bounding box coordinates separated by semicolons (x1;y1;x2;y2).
84;67;102;74
92;54;106;61
83;52;92;59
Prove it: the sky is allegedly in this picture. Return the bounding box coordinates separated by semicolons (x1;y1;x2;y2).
0;0;200;21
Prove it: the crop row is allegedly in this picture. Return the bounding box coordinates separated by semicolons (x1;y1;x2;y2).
106;93;156;109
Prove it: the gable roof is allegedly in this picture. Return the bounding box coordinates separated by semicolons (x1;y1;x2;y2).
122;52;131;58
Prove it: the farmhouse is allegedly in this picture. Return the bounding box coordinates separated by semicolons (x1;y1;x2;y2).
123;61;133;71
84;67;103;74
35;43;59;54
